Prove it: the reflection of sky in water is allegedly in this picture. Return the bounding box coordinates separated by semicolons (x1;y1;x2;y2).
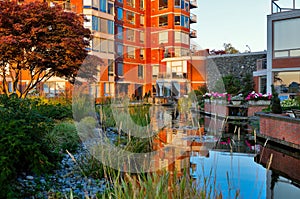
190;151;266;199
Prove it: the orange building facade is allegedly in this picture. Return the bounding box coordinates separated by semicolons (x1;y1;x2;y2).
8;0;206;99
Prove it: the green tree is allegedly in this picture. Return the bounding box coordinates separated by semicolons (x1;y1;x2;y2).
0;1;97;98
214;75;241;95
224;43;239;54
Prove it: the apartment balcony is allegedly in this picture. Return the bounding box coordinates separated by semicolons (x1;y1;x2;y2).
272;0;300;14
256;58;267;71
190;0;198;9
190;29;197;38
190;13;197;23
157;72;187;80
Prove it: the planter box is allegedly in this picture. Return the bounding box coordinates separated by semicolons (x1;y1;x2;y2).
248;100;270;106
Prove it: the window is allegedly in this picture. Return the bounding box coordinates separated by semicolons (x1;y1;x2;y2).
108;20;114;34
140;31;144;43
108;59;114;76
138;65;144;79
140;15;144;26
126;29;135;41
185;1;189;12
126;11;135;24
174;47;181;57
174;15;180;25
175;0;180;7
117;7;123;20
92;37;100;51
175;31;181;42
140;0;144;10
100;38;108;52
127;0;135;7
117;43;123;56
117;63;123;76
92;0;99;10
100;18;107;33
127;46;135;59
108;40;114;53
117;0;123;3
152;65;159;78
92;16;99;31
104;82;114;96
159;31;168;43
140;48;145;60
117;25;123;39
180;15;189;28
108;2;114;14
159;15;168;26
159;0;168;10
100;0;107;12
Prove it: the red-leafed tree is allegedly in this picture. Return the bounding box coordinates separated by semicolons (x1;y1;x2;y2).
0;1;98;98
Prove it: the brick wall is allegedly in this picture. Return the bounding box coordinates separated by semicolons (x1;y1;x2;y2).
256;112;300;148
248;105;268;117
259;147;300;183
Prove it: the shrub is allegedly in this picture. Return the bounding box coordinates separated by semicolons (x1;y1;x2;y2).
44;120;80;153
0;95;57;197
271;85;282;114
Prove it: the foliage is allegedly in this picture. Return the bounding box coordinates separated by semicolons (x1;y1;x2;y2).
223;43;240;54
44;120;80;153
240;73;255;97
281;98;299;108
0;1;97;98
271;85;282;114
0;95;58;197
213;75;241;96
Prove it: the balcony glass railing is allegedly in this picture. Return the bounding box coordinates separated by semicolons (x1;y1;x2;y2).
190;13;197;23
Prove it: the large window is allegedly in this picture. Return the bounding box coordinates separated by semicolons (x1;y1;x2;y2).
174;15;180;25
117;25;123;39
127;46;135;59
100;0;107;12
117;7;123;20
100;38;108;52
108;20;114;34
159;0;168;9
127;0;135;7
140;15;144;26
108;40;114;53
100;18;107;33
180;15;189;28
108;2;114;14
108;59;114;76
138;65;144;79
140;0;144;10
159;15;168;26
273;71;300;94
104;82;114;96
140;48;145;60
159;31;168;43
140;31;144;43
175;0;180;7
117;43;123;56
274;18;300;58
92;37;100;51
126;29;135;41
152;65;159;78
126;11;135;24
92;16;99;31
117;63;124;76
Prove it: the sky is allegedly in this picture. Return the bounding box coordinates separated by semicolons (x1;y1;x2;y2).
191;0;300;53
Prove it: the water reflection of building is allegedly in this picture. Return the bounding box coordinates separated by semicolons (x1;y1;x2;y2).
256;145;300;198
151;106;208;177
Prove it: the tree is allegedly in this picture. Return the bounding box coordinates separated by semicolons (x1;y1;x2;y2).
0;1;96;98
213;75;241;95
223;43;239;54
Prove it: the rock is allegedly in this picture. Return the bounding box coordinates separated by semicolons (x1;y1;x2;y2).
26;175;34;180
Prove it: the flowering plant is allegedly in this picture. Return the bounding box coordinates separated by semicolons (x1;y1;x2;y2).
203;92;230;101
245;91;272;101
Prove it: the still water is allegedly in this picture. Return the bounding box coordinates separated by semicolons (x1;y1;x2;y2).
152;105;300;199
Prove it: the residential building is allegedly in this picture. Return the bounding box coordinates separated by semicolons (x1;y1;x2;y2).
253;0;300;96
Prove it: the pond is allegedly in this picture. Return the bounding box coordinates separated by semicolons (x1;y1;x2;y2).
151;105;300;199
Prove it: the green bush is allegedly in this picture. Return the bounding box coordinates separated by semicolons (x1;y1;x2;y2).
0;95;58;197
44;120;80;153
